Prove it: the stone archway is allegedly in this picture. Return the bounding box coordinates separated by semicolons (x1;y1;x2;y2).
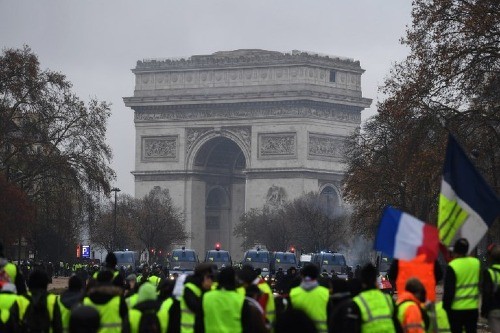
189;137;246;255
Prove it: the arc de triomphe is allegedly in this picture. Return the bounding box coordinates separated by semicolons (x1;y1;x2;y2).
123;49;371;258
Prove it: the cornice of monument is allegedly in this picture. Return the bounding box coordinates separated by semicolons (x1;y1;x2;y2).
133;49;364;73
124;90;372;109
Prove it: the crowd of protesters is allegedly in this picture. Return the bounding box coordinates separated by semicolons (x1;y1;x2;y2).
0;237;499;333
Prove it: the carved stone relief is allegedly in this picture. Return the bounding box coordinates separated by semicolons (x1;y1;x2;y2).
186;127;213;153
259;133;296;158
224;126;251;149
266;185;287;207
136;105;361;123
142;136;177;161
308;133;344;159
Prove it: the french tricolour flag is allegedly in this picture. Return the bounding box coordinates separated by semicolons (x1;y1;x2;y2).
375;206;439;261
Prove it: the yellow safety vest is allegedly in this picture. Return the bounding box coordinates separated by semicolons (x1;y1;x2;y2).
158;298;173;333
353;289;396;333
431;302;451;333
126;293;139;309
83;296;123;333
397;300;424;332
488;264;500;292
16;293;58;333
289;285;329;333
0;293;18;324
180;283;201;333
57;297;72;333
203;289;244;333
2;263;17;286
449;257;480;310
148;275;161;287
257;282;276;325
129;305;169;333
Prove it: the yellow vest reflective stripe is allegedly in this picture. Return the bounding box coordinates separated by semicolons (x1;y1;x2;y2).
449;257;480;310
434;302;451;333
180;283;201;333
289;285;329;333
158;298;173;333
257;282;276;325
0;293;18;324
126;294;139;309
83;296;122;332
353;289;396;333
397;300;424;332
203;289;244;333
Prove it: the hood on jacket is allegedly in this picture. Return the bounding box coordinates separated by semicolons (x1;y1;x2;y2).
60;290;83;309
397;291;422;305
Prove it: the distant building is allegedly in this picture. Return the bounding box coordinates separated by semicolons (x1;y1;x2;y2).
123;49;371;258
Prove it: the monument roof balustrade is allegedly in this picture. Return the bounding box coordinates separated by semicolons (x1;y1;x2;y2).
134;49;363;72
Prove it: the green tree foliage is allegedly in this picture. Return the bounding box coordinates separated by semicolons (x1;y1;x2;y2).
234;192;349;252
343;0;499;239
0;46;115;260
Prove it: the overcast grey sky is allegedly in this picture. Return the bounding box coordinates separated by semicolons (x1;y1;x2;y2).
0;0;412;196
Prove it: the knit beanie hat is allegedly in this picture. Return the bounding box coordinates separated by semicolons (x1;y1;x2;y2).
137;282;157;303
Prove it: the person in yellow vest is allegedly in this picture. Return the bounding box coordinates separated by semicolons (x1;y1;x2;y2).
89;253;125;290
180;263;215;333
288;263;330;333
442;238;481;333
240;265;276;328
481;244;500;332
0;241;27;294
427;301;451;333
396;278;428;333
16;270;62;333
128;283;168;333
351;263;400;333
83;269;130;333
202;266;252;333
58;275;84;332
0;282;18;331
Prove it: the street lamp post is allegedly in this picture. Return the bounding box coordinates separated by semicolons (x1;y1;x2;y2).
111;187;121;252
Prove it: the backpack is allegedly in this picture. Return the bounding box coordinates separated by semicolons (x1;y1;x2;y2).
138;310;161;333
22;293;51;333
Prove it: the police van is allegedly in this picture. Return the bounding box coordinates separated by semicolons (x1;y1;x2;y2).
204;243;232;269
272;251;298;275
168;247;199;276
311;251;348;279
114;251;140;271
242;248;271;277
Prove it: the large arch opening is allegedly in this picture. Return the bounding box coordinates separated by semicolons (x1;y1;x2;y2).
191;137;246;255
